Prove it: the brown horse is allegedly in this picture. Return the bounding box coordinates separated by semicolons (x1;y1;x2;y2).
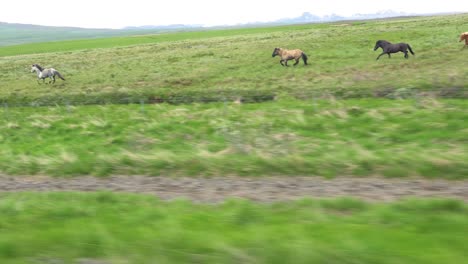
459;32;468;49
272;48;308;66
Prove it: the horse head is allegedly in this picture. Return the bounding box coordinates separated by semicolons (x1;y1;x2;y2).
31;64;43;72
373;40;383;51
272;47;280;57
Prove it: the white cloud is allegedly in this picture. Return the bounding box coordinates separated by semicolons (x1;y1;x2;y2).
1;0;467;28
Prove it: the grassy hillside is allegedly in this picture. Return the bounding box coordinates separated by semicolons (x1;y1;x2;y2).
1;192;467;264
0;14;467;106
0;22;122;46
0;22;205;47
1;99;466;177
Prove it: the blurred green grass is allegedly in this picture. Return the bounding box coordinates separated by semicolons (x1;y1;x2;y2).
0;192;466;264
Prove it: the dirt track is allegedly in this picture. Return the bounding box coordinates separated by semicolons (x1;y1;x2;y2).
1;176;467;203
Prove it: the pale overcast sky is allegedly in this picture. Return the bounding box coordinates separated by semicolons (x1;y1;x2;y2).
1;0;467;28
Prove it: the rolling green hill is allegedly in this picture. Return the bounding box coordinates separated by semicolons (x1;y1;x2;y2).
0;22;131;46
0;22;205;47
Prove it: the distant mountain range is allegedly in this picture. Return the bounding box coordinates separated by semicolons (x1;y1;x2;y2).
126;10;415;30
123;24;203;30
272;10;412;25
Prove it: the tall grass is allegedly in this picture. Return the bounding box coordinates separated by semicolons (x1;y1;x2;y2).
1;99;466;177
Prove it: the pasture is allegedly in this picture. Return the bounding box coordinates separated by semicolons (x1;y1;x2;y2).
0;14;467;106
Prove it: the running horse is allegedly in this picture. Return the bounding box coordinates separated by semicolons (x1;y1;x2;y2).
30;64;66;84
459;32;468;49
271;47;308;66
373;40;415;60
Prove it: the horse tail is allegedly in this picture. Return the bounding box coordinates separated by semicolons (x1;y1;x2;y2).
54;70;65;80
407;44;415;55
301;52;308;65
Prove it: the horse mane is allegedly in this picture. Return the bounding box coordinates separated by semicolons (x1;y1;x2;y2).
377;40;391;45
33;64;44;71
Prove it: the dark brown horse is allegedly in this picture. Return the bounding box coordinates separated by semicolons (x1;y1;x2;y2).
272;47;308;66
459;32;468;49
374;40;415;60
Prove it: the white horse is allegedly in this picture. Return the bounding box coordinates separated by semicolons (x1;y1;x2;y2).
31;64;65;84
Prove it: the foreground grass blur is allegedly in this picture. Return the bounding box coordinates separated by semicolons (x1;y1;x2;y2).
0;192;466;263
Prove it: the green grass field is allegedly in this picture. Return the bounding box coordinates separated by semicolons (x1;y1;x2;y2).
0;14;467;178
1;14;467;264
1;99;467;177
0;14;467;106
0;192;467;264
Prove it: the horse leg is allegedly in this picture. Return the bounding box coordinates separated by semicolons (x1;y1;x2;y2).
404;51;409;59
52;76;56;84
280;60;285;66
284;60;289;67
388;53;391;58
376;52;386;60
293;58;300;66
